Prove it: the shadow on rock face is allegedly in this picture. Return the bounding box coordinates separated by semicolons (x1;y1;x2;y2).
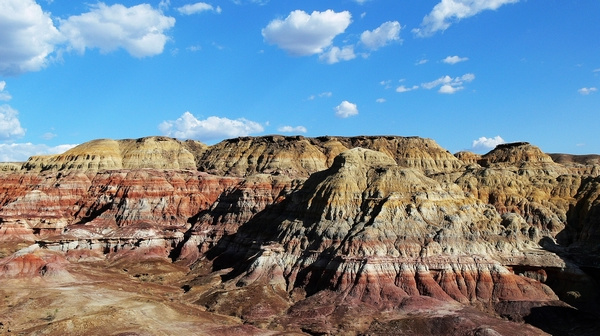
524;305;600;336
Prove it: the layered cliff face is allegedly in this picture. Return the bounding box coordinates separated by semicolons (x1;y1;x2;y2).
193;148;565;334
197;135;462;177
0;135;599;335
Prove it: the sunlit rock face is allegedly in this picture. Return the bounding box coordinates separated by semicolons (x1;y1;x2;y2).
0;136;600;335
205;149;559;315
22;136;207;172
196;135;463;177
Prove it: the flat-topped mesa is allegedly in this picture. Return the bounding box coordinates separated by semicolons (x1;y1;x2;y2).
198;135;462;177
22;136;207;173
479;142;555;167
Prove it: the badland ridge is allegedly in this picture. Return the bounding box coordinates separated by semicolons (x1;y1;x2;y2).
1;135;599;335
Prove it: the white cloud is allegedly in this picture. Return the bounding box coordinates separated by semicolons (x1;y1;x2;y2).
438;84;462;94
319;45;356;64
414;0;520;37
416;59;429;65
41;132;57;140
233;0;269;4
0;82;12;101
442;55;469;64
0;105;26;140
308;91;333;100
396;85;419;93
578;87;597;95
159;0;170;11
177;2;221;15
334;101;358;118
376;98;386;103
262;10;352;56
360;21;401;50
0;0;63;75
472;135;505;151
59;3;175;58
278;125;307;133
0;143;76;162
380;80;392;88
421;73;475;93
159;112;264;141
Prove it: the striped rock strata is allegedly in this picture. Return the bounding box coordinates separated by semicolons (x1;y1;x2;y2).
0;136;600;335
190;148;564;334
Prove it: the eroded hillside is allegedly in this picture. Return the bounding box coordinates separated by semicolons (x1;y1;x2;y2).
1;135;599;335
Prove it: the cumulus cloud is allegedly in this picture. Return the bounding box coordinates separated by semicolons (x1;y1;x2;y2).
334;101;358;118
0;105;26;140
578;87;597;95
472;135;505;151
0;143;76;162
0;82;12;101
0;0;63;75
442;55;469;64
159;112;264;141
421;73;475;93
262;10;352;56
59;3;175;58
360;21;401;50
278;125;308;133
177;2;221;15
319;45;356;64
414;0;520;37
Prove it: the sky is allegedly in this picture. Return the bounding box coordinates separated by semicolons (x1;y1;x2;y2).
0;0;599;161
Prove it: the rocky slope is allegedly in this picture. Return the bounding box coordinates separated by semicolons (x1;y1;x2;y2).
0;135;599;335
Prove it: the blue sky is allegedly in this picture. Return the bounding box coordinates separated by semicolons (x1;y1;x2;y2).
0;0;598;161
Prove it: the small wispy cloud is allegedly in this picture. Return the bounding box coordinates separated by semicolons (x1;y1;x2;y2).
177;2;221;15
422;73;475;94
442;55;469;64
278;125;307;133
416;59;428;65
0;81;12;101
413;0;520;37
308;91;332;100
578;87;597;95
396;85;419;93
319;45;356;64
360;21;401;50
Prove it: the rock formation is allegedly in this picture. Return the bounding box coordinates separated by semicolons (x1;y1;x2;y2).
0;135;599;335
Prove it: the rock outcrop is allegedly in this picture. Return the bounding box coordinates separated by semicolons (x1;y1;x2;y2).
0;136;599;335
22;136;207;172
